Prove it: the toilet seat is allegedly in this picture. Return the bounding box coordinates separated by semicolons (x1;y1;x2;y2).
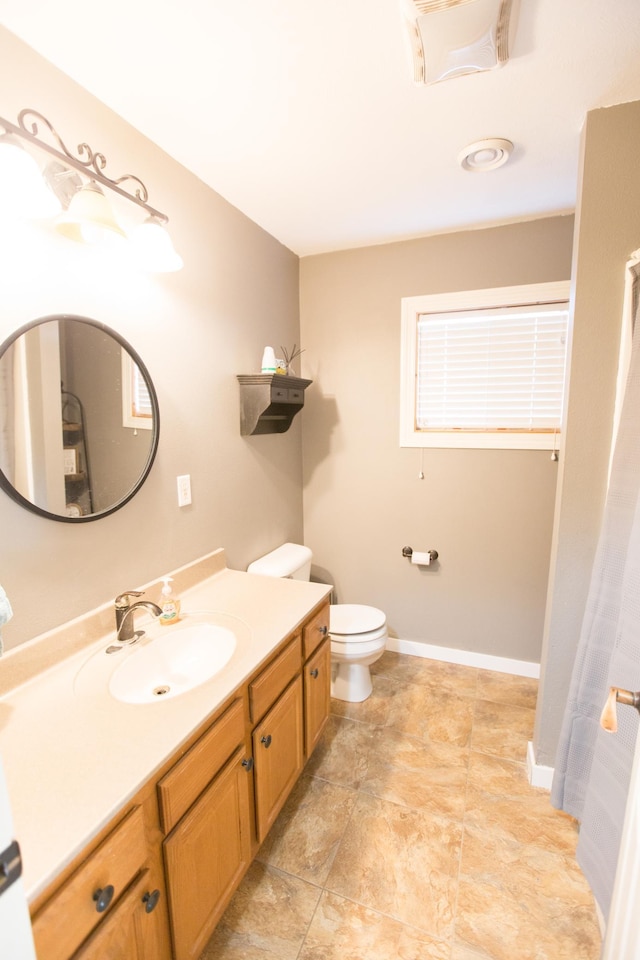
329;604;386;638
329;603;387;703
330;624;387;645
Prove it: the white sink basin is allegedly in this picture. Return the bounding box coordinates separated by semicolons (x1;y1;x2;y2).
108;620;237;704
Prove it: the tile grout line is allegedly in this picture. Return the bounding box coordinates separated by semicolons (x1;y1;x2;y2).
449;674;480;957
294;707;377;958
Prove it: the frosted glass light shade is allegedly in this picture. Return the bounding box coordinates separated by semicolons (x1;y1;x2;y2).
130;217;183;272
0;134;61;219
56;181;126;245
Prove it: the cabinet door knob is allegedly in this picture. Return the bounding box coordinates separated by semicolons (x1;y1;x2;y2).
93;884;115;913
310;668;319;679
260;734;272;749
318;625;328;636
242;756;254;771
142;889;161;914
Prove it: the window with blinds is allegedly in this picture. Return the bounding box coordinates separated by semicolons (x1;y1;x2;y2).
417;303;569;432
130;363;152;420
121;349;153;430
400;282;571;449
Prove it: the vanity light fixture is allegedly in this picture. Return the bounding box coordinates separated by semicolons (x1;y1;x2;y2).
56;181;127;245
130;216;184;273
0;131;61;219
0;108;182;271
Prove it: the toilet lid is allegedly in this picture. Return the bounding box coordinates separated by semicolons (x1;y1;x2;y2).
329;604;386;636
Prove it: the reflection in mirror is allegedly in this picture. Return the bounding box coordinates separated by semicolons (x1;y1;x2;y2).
0;315;159;521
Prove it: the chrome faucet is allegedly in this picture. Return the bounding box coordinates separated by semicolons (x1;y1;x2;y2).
114;591;163;643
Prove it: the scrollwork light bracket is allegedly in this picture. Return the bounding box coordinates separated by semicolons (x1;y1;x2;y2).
0;108;168;224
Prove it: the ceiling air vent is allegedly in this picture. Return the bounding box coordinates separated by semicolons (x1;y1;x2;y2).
400;0;519;85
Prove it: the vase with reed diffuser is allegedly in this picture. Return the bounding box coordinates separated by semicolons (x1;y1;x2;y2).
280;344;305;376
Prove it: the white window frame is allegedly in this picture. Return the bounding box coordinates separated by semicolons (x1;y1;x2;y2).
400;281;571;450
121;350;152;431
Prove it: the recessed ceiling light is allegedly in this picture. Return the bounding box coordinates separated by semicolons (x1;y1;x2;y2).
458;138;514;172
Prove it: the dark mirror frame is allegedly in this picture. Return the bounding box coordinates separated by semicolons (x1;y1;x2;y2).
0;314;160;523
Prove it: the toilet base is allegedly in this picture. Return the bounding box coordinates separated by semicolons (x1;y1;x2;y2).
331;662;373;703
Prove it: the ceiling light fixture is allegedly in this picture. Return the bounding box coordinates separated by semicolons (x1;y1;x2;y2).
0;108;182;271
400;0;519;86
458;138;513;171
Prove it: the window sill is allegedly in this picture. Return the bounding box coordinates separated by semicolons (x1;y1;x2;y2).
399;431;560;450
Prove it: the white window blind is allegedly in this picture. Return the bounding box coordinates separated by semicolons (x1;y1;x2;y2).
131;363;152;420
416;303;569;433
121;350;152;430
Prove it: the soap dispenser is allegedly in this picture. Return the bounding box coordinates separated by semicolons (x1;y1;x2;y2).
158;576;181;626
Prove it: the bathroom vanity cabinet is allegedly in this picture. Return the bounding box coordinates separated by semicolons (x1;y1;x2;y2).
28;598;331;960
30;786;170;960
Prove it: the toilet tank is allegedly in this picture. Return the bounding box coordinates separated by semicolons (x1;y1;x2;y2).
247;542;312;581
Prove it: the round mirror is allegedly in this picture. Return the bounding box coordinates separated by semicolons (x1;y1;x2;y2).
0;315;159;522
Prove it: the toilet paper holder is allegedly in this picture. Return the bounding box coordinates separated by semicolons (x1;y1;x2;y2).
402;546;439;565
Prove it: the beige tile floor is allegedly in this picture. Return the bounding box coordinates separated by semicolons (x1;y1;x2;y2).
199;651;602;960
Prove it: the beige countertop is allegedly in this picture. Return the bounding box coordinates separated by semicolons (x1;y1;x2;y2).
0;550;331;902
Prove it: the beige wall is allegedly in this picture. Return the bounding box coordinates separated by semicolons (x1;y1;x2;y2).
0;28;305;650
299;217;574;665
4;26;639;773
535;99;640;766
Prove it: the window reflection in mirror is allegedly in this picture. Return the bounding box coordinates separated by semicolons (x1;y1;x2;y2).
0;315;159;522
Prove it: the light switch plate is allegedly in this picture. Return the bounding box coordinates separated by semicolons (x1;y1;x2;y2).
177;474;192;507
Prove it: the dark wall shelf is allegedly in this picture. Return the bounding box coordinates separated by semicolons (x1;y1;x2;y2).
237;374;312;435
62;390;92;517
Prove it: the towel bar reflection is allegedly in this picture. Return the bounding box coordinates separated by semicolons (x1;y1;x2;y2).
600;687;640;733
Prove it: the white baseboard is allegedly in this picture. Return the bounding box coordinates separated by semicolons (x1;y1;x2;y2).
386;636;540;679
526;740;554;790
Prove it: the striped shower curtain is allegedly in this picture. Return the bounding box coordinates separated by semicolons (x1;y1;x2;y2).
551;255;640;919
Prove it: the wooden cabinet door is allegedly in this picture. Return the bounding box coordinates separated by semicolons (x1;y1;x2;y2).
304;637;331;758
32;805;150;960
163;750;252;960
249;635;301;724
253;676;304;842
73;868;169;960
302;602;330;659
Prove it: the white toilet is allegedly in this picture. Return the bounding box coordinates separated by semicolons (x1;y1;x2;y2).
247;543;387;703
